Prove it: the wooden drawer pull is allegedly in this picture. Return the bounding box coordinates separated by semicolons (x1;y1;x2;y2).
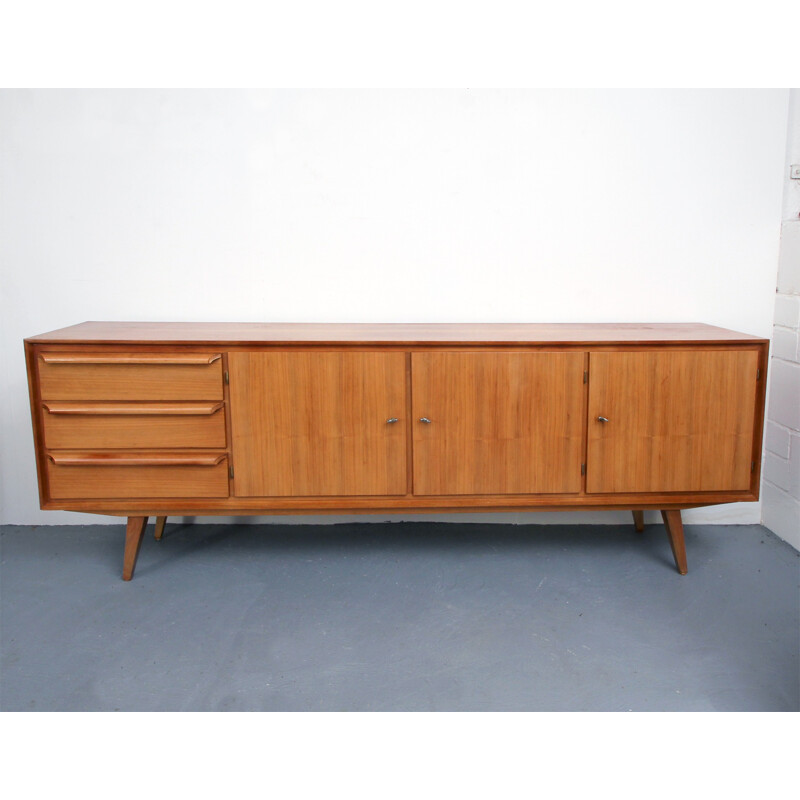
47;452;227;467
43;402;224;416
40;353;222;365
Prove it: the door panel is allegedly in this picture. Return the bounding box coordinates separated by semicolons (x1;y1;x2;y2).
586;349;758;494
412;351;584;495
229;352;407;496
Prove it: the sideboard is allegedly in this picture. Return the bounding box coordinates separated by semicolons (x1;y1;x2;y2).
24;322;769;580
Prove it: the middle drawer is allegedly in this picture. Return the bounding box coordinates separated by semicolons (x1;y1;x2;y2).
42;401;227;449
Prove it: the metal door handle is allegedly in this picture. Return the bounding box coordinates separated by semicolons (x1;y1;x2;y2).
597;416;609;423
386;418;399;424
419;417;432;424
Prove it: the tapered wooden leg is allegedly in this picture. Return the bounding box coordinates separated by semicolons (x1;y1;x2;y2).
661;510;687;575
123;516;148;581
154;516;167;541
632;510;645;532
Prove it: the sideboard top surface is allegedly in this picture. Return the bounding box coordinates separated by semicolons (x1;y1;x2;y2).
26;322;767;346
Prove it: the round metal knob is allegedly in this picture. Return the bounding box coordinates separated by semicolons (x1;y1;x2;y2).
419;417;432;424
386;418;399;424
597;416;609;423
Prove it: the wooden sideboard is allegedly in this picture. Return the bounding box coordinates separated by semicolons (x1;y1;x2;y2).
24;322;769;580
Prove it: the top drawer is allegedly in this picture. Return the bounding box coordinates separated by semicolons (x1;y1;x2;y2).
38;353;224;401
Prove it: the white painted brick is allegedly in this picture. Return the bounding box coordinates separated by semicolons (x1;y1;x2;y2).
765;422;791;458
791;435;800;490
764;453;795;493
777;219;800;295
767;360;800;429
772;326;799;361
762;482;800;550
774;294;800;328
763;223;800;549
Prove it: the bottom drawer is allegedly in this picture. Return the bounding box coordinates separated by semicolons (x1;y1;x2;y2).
46;452;229;499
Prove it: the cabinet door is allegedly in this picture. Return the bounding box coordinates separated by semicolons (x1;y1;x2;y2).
229;352;407;496
412;352;585;495
586;349;759;494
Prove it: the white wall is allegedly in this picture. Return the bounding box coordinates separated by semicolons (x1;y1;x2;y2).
780;89;800;221
0;89;789;526
762;88;800;549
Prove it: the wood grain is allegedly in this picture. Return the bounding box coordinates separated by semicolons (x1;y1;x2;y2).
221;352;235;497
40;353;221;364
412;351;584;495
42;401;224;415
749;346;769;494
123;516;148;580
42;403;226;449
39;356;223;401
229;351;407;496
25;341;50;507
47;458;229;499
23;329;769;574
47;451;226;466
35;489;759;515
661;509;688;575
26;322;766;346
587;349;759;493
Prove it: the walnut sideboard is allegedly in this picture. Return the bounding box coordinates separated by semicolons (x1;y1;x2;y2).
24;322;769;581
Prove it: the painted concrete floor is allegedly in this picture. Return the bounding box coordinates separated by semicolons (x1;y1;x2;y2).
1;522;797;711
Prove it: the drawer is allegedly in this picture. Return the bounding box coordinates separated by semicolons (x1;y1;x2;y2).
42;402;227;449
46;452;230;499
38;353;224;401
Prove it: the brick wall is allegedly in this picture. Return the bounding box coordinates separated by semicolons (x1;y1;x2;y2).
762;219;800;549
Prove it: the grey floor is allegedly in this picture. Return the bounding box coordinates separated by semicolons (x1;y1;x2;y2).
1;521;797;711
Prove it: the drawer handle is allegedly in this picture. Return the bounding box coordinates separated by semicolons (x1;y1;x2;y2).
597;416;609;423
419;417;432;424
40;353;222;365
43;402;224;417
48;452;227;467
386;418;399;424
